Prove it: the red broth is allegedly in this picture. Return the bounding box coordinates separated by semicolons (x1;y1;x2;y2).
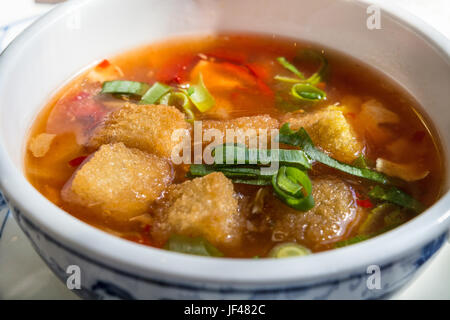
24;34;444;258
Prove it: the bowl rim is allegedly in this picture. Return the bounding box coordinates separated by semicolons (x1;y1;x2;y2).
0;0;449;286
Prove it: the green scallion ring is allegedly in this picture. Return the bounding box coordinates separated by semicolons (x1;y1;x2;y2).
268;242;311;258
271;166;315;211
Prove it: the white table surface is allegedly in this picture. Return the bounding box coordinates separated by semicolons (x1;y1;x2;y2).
0;0;449;300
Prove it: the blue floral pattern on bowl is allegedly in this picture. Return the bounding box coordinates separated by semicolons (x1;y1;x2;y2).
1;190;447;300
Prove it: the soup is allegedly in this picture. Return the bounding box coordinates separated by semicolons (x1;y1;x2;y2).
25;34;443;258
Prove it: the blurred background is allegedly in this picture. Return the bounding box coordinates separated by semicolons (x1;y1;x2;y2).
0;0;449;300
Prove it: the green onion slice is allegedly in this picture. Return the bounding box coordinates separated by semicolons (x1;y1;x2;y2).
352;154;369;169
336;203;411;248
273;75;304;83
101;80;150;96
300;50;328;85
268;242;311;258
276;57;305;80
368;185;424;213
278;124;390;184
291;83;326;102
187;73;215;112
335;235;370;248
272;166;315;211
164;234;223;257
160;91;196;122
139;81;171;105
212;143;311;170
188;164;273;185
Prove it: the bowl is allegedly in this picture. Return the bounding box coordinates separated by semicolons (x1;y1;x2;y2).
0;0;449;299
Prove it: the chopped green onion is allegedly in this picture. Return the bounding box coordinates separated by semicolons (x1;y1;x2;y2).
335;235;370;248
139;82;171;105
101;80;150;96
268;242;311;258
276;57;305;79
291;83;326;102
272;166;315;211
278;124;390;184
212;144;311;170
188;164;273;185
368;185;424;213
187;73;215;112
336;203;412;248
163;234;223;257
384;208;410;228
160;92;196;122
299;50;328;85
358;203;396;235
352;154;369;169
273;75;304;83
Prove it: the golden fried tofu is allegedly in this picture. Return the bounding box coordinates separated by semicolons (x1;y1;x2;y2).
283;107;362;163
202;115;279;147
62;143;172;224
270;177;359;250
89;103;190;159
155;172;241;248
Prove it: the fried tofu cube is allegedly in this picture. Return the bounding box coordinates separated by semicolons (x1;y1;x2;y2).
202;115;279;147
156;172;241;248
270;177;360;249
283;107;363;163
62;143;172;224
90;103;190;159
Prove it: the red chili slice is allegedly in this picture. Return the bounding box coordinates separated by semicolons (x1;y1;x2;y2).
68;156;88;167
97;59;111;69
156;55;200;84
356;198;374;208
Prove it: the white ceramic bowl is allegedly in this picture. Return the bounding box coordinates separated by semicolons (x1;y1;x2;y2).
0;0;449;299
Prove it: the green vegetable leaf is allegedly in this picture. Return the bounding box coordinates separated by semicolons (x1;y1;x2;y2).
160;91;196;122
212;143;311;170
187;73;215;112
335;235;370;248
352;154;369;169
276;57;305;79
291;83;326;102
164;234;223;257
139;82;172;105
102;80;150;96
271;166;315;211
277;124;390;184
368;185;424;213
188;164;273;185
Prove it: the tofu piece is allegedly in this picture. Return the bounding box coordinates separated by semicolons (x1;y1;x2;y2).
29;133;56;157
376;158;429;182
155;172;241;248
283;107;363;163
86;60;124;83
90;103;191;159
355;99;399;144
202;115;279;147
270;177;359;249
62;143;172;224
